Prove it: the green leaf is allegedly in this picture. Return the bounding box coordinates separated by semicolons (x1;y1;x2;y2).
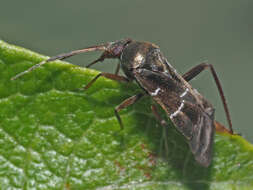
0;40;253;190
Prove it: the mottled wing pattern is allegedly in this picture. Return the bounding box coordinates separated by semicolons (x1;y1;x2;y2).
134;68;214;167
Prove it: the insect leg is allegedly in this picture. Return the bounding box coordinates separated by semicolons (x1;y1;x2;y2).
214;120;233;134
151;104;167;127
83;72;129;90
182;63;233;134
151;104;169;157
85;55;105;68
115;93;144;129
114;63;120;75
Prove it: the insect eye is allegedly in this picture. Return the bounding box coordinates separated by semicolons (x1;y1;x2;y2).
113;46;124;56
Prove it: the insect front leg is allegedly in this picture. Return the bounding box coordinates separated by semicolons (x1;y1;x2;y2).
114;93;144;129
114;63;120;75
182;63;233;134
83;72;130;90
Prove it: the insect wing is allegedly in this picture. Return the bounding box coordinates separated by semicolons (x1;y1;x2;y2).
134;68;214;167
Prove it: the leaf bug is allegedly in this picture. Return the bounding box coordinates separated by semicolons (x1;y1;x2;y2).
11;38;234;167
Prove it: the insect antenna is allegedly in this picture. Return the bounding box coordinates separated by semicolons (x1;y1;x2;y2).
11;44;108;80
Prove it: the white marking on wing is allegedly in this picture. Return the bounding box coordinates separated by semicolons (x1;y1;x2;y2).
180;88;189;98
150;88;161;96
170;100;185;119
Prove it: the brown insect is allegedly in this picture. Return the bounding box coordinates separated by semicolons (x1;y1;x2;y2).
11;38;234;167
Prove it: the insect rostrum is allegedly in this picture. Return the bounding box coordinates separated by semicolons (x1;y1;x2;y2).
11;38;234;167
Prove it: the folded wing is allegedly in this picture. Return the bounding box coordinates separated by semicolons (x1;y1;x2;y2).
134;68;215;167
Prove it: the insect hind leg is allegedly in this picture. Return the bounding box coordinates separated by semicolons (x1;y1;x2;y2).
151;104;167;127
182;63;233;134
151;104;169;158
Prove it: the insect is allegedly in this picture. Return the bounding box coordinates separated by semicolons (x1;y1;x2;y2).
11;38;234;167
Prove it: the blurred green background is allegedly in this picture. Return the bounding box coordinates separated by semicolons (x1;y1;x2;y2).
0;0;252;142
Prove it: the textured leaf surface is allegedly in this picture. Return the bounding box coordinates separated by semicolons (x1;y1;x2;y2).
0;40;253;190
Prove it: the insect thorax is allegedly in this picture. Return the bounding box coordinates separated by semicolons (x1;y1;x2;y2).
120;41;160;79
